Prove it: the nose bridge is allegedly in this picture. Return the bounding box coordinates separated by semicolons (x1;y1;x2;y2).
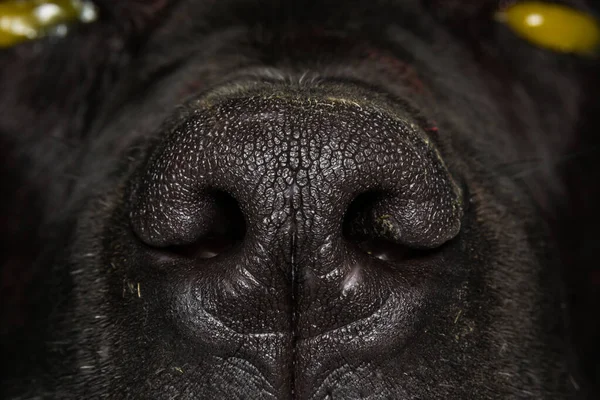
218;98;357;245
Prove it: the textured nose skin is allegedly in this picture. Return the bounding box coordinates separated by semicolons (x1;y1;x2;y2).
128;83;463;394
130;93;462;251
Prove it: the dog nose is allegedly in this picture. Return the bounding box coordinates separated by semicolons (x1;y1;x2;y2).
128;83;463;338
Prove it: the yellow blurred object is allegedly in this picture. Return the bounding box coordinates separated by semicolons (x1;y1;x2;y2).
497;2;600;55
0;0;97;48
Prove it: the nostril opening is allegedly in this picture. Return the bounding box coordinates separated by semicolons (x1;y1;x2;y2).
164;191;246;260
342;191;434;263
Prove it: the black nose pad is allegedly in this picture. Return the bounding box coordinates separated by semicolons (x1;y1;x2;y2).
127;90;463;273
130;187;246;259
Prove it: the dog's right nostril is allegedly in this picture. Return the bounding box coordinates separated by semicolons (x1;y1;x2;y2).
166;191;246;259
129;187;246;258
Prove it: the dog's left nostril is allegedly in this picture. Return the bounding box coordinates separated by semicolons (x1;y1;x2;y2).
342;191;437;263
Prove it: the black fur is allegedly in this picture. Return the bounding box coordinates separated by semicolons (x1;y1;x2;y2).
1;0;598;398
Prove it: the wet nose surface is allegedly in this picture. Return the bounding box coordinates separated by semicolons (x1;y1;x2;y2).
127;84;463;395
